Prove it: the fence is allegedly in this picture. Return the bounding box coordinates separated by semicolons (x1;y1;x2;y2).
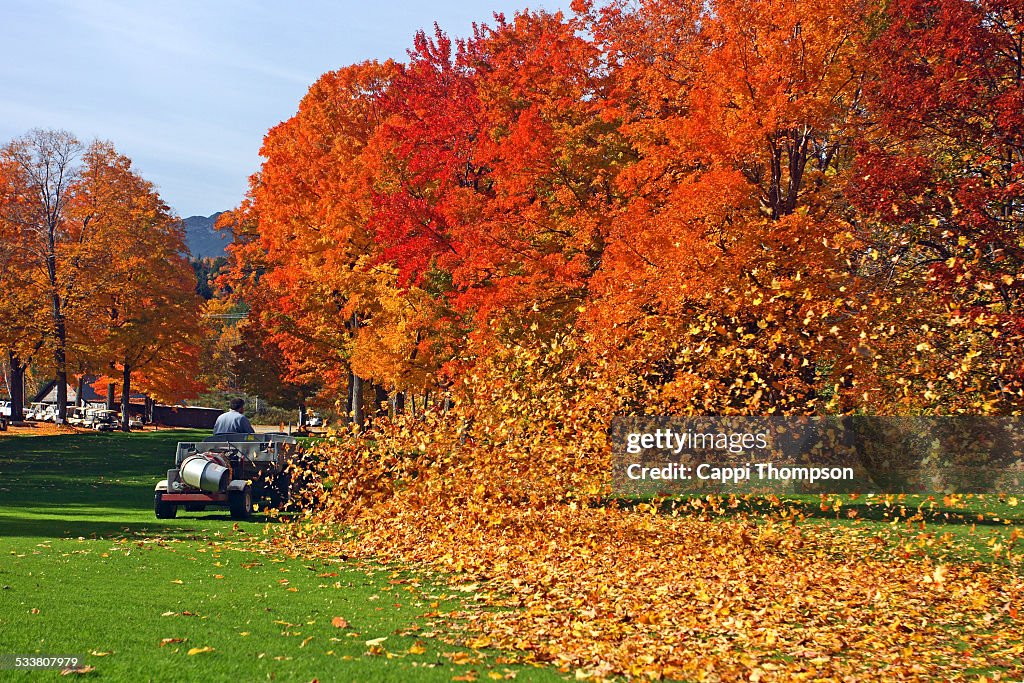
152;405;222;429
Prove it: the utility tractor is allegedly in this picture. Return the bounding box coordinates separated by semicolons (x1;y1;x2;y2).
154;433;302;520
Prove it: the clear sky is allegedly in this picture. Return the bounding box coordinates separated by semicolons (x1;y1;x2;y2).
0;0;572;218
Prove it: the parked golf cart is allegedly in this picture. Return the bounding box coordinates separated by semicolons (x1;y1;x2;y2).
154;433;302;520
89;409;118;431
28;403;56;422
67;406;89;427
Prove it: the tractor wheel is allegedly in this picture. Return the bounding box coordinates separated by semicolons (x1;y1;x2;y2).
229;486;253;520
155;493;177;519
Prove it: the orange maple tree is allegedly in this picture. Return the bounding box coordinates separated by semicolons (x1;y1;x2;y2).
72;143;203;427
220;3;1024;679
0;131;204;421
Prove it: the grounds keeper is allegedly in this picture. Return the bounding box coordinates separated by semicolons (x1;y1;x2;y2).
213;398;255;435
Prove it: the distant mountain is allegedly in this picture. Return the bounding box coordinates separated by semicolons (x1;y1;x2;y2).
182;212;230;259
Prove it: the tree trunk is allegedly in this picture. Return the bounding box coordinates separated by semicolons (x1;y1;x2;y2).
106;382;116;411
49;254;69;423
55;371;68;423
76;375;86;407
347;311;365;429
352;374;364;430
298;403;307;428
8;352;25;423
120;362;131;432
373;384;388;419
394;391;405;415
346;369;355;421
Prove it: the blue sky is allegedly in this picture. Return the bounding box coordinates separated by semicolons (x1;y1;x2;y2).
0;0;572;218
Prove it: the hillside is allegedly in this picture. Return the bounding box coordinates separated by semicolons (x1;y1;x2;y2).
182;212;230;258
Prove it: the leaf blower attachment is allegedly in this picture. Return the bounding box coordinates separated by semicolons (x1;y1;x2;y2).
179;453;231;493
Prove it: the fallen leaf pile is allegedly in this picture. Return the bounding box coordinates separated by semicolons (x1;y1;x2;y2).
282;496;1022;681
269;353;1024;682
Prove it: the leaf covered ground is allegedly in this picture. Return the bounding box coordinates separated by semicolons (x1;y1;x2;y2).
277;402;1024;682
278;501;1022;682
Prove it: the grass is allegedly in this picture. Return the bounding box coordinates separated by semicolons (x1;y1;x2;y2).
2;430;1020;681
0;430;561;682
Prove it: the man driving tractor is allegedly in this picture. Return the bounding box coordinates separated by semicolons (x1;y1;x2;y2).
213;398;255;435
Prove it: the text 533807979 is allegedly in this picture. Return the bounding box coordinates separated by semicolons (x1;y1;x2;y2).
0;655;85;670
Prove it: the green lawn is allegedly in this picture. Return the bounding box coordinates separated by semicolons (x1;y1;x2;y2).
0;430;559;682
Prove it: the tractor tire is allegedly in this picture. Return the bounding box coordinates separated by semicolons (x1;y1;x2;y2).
229;486;253;520
155;493;177;519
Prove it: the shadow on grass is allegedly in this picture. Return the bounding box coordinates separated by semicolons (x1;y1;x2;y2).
0;481;161;510
0;430;288;540
0;512;281;539
0;429;206;464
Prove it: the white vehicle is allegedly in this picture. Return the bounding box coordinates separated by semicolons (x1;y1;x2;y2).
0;401;10;418
90;409;118;431
76;408;105;429
67;406;91;427
155;433;303;520
27;402;57;422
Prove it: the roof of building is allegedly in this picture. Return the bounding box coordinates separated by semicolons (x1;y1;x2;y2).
32;377;147;404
